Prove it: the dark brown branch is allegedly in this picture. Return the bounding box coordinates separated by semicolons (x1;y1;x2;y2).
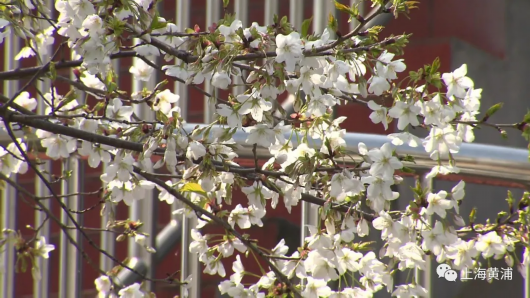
0;51;137;81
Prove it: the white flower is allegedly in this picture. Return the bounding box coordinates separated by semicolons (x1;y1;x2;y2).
336;247;363;274
367;143;403;179
446;239;477;269
34;236;55;258
362;175;398;212
244;124;276;148
219;237;247;257
392;284;428;298
231;255;245;284
306;93;336;117
217;104;242;128
101;153;135;183
129;58;154;81
39;133;77;160
106;98;134;124
423;125;461;159
367;100;389;130
387;132;421;147
94;275;112;297
368;76;390;96
189;229;208;256
78;141;111;168
305;249;339;280
450;180;465;213
186;141;206;161
13;91;37;111
95;276;112;297
156;180;177;204
0;141;28;177
475;231;506;259
425;190;452;218
275;32;303;72
228;204;251;229
202;254;226;277
397;242;426;271
219;20;242;44
211;71;231;89
421;221;457;256
376;51;406;80
372;211;397;240
236;90;273;122
248;205;266;227
302;277;332;298
118;283;143;298
425;164;460;180
388;101;421;130
81;14;105;37
153;89;179;115
442;64;474;98
330;170;364;201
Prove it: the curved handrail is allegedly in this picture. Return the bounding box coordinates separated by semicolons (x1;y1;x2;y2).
183;123;530;184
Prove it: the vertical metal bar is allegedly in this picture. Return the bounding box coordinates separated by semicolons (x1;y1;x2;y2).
33;144;51;298
234;0;248;26
176;0;190;120
180;216;200;298
33;26;52;298
58;160;68;298
232;0;248;99
289;0;303;31
99;162;115;271
33;3;54;295
205;0;221;123
524;261;530;298
313;0;326;33
131;47;157;291
176;1;199;294
1;181;16;298
100;58;121;272
415;173;433;297
69;158;82;297
264;0;278;25
1;28;20;298
59;158;81;298
313;0;335;36
34;162;51;298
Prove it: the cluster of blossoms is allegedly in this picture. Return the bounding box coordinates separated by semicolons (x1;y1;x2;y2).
1;0;529;297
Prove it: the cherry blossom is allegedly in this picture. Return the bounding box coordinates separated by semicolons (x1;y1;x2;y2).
442;64;474;98
275;32;303;72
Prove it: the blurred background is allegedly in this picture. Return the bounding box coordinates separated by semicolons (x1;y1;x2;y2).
1;0;529;297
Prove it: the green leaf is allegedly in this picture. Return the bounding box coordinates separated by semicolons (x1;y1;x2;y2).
181;182;208;197
48;62;56;81
469;207;477;225
430;57;440;74
301;17;313;37
328;13;338;33
482;102;504;122
400;166;415;174
506;190;514;213
334;1;351;13
223;0;229;8
523;109;530;124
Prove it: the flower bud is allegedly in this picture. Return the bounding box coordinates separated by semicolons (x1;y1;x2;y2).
393;175;404;185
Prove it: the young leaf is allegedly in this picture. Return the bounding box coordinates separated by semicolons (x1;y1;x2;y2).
181;182;208;197
482;102;504;122
301;17;313;37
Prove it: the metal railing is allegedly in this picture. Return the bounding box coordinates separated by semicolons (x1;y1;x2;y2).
2;1;529;298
